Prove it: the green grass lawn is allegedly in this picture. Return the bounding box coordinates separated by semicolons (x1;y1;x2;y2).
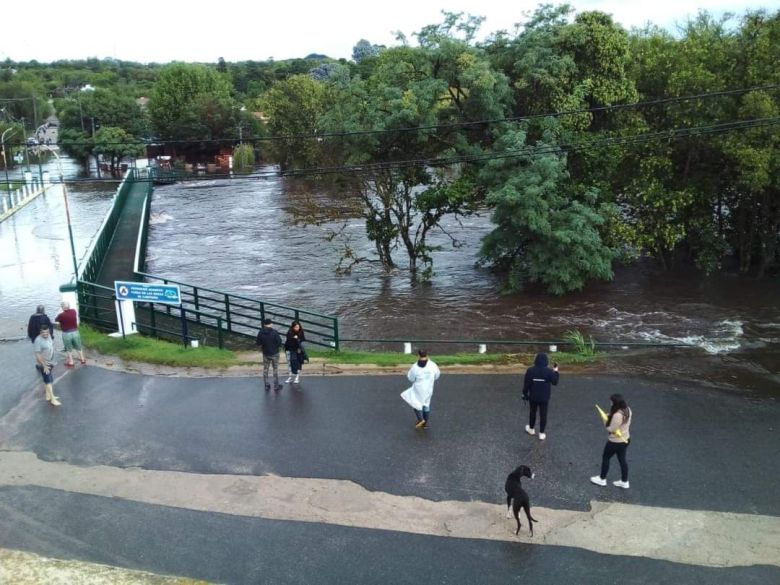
80;325;600;369
306;349;597;366
80;325;238;368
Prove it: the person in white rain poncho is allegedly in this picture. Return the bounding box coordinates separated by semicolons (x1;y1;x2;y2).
400;350;441;429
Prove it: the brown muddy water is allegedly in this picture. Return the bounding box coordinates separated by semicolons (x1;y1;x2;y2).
144;168;779;395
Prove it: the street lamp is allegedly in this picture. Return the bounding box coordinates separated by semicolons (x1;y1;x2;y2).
45;145;80;284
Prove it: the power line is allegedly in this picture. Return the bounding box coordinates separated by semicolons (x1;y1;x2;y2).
29;83;780;149
44;116;780;185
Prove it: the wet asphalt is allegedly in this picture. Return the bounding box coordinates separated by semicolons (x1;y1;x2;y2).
1;367;778;583
5;369;779;514
0;485;777;585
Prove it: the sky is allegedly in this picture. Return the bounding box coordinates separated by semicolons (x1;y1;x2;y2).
2;0;776;64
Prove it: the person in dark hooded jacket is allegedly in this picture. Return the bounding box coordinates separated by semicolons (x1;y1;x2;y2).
522;352;559;440
256;319;283;391
28;305;54;343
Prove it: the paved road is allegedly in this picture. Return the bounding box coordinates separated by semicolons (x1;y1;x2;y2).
0;367;778;583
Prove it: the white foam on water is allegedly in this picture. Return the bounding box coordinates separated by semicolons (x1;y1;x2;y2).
634;319;744;354
148;212;173;226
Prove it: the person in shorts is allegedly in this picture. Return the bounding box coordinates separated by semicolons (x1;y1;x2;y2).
55;301;85;367
33;327;61;406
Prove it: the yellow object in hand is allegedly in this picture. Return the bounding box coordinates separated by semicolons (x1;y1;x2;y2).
595;404;625;441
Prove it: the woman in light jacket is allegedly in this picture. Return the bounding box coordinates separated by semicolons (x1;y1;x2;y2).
590;393;632;489
400;349;440;429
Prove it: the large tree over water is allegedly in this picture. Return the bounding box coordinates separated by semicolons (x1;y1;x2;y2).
316;13;513;279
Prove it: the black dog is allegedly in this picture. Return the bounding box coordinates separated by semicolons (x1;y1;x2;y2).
505;465;538;536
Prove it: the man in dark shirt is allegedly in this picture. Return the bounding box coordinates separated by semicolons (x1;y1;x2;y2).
27;305;53;343
256;318;283;391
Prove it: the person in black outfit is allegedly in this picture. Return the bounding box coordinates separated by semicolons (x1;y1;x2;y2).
27;305;54;343
255;318;283;391
522;352;560;441
284;321;305;385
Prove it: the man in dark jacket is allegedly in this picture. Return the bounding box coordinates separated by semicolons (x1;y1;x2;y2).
256;318;283;391
28;305;54;343
522;352;560;441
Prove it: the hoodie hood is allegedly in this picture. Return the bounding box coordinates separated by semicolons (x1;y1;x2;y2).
534;352;549;367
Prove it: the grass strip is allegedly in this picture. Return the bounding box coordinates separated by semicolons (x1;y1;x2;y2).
307;349;598;367
80;325;601;369
80;324;238;368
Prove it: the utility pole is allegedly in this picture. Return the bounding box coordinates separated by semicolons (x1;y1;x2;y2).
91;117;101;179
78;93;85;131
1;127;14;190
21;117;31;170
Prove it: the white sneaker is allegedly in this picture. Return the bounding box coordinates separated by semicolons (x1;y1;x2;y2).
613;480;630;489
50;397;62;406
285;376;294;383
590;476;607;486
524;425;535;436
293;374;299;384
538;433;546;440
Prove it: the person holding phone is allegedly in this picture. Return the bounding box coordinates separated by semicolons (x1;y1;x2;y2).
522;352;560;440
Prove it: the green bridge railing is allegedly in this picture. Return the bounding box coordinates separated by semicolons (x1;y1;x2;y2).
79;171;140;284
76;167;340;350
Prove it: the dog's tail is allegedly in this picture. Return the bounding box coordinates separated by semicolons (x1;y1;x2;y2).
530;516;538;523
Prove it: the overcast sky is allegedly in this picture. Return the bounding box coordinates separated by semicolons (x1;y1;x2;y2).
2;0;775;64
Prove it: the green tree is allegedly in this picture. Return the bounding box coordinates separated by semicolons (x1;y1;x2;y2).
719;10;780;276
0;79;51;126
92;127;145;176
57;87;146;173
232;143;255;172
318;13;512;278
258;74;331;170
148;63;236;158
478;127;615;294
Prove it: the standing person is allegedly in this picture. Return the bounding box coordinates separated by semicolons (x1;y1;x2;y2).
400;350;441;429
33;327;61;406
27;305;53;343
255;319;283;391
285;320;307;378
522;352;560;441
55;301;86;367
284;321;305;384
591;394;632;489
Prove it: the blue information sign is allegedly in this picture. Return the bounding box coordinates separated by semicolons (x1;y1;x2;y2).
114;281;181;305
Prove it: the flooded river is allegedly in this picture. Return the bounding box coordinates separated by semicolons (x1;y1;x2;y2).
146;168;780;394
1;160;776;394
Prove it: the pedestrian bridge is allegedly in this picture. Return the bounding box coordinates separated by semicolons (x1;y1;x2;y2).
75;169;340;350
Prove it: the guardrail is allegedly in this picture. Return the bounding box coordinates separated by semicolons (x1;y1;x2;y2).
79;170;139;284
134;272;339;350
